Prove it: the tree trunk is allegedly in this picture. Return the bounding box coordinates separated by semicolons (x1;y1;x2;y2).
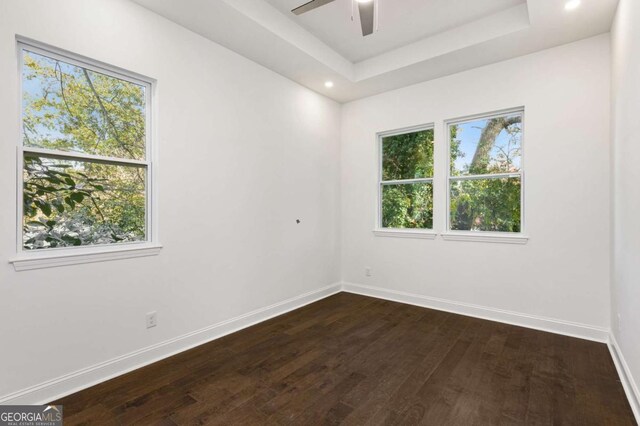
469;116;520;174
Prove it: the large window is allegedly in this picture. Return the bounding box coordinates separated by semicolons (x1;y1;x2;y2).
19;41;153;251
379;126;434;230
447;109;523;233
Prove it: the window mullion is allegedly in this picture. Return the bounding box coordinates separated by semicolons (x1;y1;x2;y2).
448;172;521;182
445;108;524;234
381;177;433;185
22;147;148;167
18;39;152;253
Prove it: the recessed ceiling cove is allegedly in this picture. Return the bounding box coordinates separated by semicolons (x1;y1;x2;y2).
131;0;618;102
268;0;525;62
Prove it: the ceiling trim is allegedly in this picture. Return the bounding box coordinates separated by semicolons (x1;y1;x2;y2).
222;0;531;83
355;4;530;81
223;0;355;79
131;0;618;102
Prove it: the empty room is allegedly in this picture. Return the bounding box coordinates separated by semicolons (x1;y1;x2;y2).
1;0;639;424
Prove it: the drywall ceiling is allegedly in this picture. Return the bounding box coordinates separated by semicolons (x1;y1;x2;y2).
131;0;618;102
265;0;525;62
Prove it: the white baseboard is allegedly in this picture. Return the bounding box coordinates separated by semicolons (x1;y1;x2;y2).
608;333;640;423
0;282;342;405
3;281;632;419
341;282;610;343
345;282;640;420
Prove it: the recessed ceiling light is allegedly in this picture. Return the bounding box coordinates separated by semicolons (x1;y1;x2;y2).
324;81;334;88
356;0;373;3
565;0;581;10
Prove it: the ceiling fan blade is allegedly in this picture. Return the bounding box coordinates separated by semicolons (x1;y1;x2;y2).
358;1;375;36
291;0;335;15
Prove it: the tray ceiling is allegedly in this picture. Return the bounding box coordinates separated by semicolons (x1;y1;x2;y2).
131;0;618;102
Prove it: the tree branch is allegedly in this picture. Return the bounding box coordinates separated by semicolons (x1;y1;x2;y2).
82;69;144;183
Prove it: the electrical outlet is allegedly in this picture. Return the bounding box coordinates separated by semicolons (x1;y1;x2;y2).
146;311;157;329
365;267;372;277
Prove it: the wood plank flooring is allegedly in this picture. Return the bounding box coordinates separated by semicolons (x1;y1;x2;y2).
53;293;636;425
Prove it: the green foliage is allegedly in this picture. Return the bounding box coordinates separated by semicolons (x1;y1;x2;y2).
450;178;521;232
382;129;434;180
381;129;434;229
449;124;461;175
23;156;145;249
449;117;522;232
382;183;433;229
22;51;146;159
380;118;522;233
21;50;147;250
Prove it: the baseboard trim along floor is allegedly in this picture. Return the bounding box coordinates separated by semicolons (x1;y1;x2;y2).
2;280;637;425
341;281;639;425
0;283;342;405
341;282;609;343
608;333;640;423
51;292;635;424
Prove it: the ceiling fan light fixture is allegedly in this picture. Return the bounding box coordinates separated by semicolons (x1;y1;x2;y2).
291;0;377;36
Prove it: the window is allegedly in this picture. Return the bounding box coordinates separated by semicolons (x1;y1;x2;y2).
447;109;523;233
18;41;153;252
378;126;434;231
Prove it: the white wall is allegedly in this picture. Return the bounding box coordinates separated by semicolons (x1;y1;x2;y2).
0;0;341;401
0;0;625;408
341;35;611;334
611;0;640;414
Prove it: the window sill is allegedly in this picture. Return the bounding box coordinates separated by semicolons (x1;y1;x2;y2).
441;232;528;244
9;244;163;271
372;229;437;239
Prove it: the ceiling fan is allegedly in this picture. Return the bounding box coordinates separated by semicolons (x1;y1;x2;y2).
291;0;377;36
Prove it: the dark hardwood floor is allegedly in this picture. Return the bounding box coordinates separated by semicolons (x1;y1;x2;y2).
53;293;636;425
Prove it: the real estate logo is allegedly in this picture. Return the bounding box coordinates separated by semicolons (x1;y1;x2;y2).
0;405;63;426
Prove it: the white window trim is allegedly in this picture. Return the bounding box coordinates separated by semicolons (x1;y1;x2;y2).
444;107;528;244
440;232;528;244
372;229;437;239
10;244;163;272
11;37;161;271
373;108;529;244
374;123;436;238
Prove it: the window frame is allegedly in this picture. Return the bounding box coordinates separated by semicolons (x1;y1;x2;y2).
374;123;437;239
11;37;160;270
444;107;526;240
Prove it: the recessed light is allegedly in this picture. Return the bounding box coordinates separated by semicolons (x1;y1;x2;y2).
324;81;334;88
565;0;580;10
356;0;373;3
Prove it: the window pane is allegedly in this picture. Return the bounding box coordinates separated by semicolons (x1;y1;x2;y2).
382;129;434;180
450;177;521;232
450;113;522;176
22;50;146;160
382;182;433;229
23;155;146;249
